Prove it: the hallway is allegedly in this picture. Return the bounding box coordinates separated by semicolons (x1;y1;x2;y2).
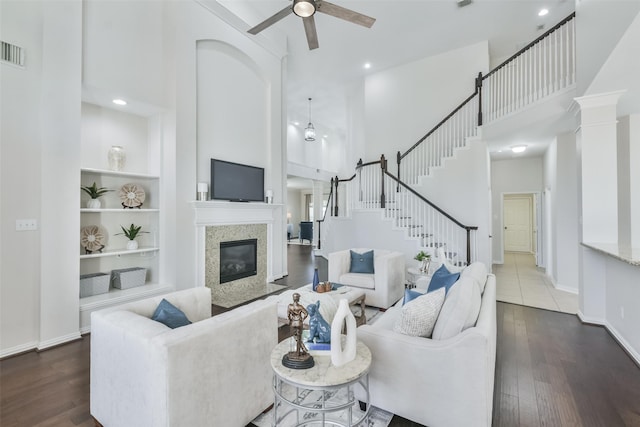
494;252;579;314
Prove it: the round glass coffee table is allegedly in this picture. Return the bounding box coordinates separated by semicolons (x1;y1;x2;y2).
270;338;372;426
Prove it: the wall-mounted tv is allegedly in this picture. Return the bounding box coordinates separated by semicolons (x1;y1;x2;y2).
211;158;264;202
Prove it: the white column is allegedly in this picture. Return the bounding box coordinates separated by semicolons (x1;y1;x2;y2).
618;114;640;248
574;91;624;244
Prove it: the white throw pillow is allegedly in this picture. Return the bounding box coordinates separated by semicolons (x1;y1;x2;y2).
460;262;488;293
393;288;445;338
431;276;481;340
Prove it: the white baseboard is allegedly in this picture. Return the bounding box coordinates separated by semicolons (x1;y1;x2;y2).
546;274;579;294
0;341;38;359
37;331;82;351
577;311;640;366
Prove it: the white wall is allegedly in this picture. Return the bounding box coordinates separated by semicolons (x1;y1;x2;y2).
171;1;287;292
364;41;489;162
490;156;543;264
286;188;303;237
543;133;580;293
1;0;83;356
1;0;46;355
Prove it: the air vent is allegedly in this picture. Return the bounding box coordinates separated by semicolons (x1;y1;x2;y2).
1;41;25;67
457;0;472;7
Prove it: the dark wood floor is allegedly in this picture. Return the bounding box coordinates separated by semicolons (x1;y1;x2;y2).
2;244;639;426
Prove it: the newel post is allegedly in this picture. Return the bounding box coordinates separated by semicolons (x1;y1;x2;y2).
330;177;335;217
380;154;387;209
333;176;339;216
396;151;401;192
357;159;363;202
476;72;483;126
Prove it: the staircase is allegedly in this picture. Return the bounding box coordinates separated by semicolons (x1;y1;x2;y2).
320;13;576;266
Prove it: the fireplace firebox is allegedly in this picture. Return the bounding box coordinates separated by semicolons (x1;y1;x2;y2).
219;239;258;284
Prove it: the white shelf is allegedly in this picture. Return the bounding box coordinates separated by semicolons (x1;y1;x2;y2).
80;247;159;259
81;208;160;213
81;167;159;179
79;283;175;312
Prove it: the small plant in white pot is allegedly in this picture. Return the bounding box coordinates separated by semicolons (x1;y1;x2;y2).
414;250;431;273
116;223;148;250
81;182;112;209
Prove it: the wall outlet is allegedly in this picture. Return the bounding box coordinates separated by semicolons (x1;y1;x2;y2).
620;306;625;319
15;219;38;231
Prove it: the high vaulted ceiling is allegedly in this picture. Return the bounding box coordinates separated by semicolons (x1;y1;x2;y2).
219;0;576;151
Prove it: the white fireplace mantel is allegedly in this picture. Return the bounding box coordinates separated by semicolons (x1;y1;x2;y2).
191;201;285;286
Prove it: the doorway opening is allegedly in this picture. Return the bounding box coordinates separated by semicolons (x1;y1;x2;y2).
502;192;542;266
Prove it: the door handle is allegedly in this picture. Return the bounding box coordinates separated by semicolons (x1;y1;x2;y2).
504;226;507;230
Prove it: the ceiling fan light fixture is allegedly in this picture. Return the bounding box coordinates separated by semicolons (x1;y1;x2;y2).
304;97;316;141
293;0;316;18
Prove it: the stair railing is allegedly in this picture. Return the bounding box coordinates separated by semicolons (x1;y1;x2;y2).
397;12;576;188
332;156;478;265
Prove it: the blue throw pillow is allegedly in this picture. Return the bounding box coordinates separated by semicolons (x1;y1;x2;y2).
349;250;375;274
427;264;460;294
151;299;192;329
402;288;424;305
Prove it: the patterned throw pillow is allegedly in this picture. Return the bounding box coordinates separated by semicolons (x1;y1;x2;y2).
393;287;446;337
151;299;192;329
349;250;375;274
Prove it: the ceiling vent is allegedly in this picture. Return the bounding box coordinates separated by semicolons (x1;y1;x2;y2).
1;41;25;67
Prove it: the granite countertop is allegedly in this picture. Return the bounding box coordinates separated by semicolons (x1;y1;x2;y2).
581;242;640;266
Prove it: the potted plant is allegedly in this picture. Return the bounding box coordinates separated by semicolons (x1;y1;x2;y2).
81;182;112;209
414;250;431;273
116;223;148;250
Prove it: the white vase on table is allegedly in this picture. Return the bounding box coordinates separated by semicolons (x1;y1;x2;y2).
330;298;357;367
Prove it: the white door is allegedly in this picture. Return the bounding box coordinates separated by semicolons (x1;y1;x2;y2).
504;196;532;252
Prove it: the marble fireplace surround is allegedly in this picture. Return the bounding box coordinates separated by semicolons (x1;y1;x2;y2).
193;201;285;307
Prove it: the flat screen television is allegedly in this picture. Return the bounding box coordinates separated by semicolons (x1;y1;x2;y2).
210;158;264;202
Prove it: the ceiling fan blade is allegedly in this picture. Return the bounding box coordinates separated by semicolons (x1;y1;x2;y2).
316;1;376;28
247;5;293;35
303;15;319;50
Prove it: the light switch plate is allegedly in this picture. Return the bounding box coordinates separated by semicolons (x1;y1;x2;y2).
16;219;38;231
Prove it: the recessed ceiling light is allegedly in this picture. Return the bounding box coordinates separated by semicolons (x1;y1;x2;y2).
364;63;371;69
512;145;527;153
498;150;503;153
538;8;549;17
293;121;300;126
112;99;127;106
323;134;328;138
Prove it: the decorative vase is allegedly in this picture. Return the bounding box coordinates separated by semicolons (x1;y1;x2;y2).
312;268;320;291
87;199;101;209
330;299;357;367
420;258;431;273
126;240;138;250
108;145;126;171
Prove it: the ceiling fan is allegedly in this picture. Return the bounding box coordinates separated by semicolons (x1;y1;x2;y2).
247;0;376;50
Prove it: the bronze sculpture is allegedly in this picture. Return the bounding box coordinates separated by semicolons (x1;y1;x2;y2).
282;293;315;369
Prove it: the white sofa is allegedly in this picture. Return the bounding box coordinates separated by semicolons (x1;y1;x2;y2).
356;263;496;427
328;248;405;309
90;288;277;427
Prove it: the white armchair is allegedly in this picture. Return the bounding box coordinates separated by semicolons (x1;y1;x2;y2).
328;248;405;309
90;288;277;427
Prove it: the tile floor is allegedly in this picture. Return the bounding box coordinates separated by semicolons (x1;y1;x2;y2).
493;251;579;314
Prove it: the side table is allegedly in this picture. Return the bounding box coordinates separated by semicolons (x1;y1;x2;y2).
270;338;372;426
406;267;431;289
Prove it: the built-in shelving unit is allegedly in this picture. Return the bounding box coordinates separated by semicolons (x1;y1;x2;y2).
78;102;172;332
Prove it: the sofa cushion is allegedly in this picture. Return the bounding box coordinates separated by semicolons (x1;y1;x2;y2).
427;264;460;294
339;273;375;290
393;287;446;338
432;277;481;340
402;288;424;305
151;299;192;329
460;262;488;293
349;250;375;274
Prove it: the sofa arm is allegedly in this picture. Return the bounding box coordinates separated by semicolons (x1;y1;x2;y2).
373;251;405;305
356;325;492;427
328;249;351;282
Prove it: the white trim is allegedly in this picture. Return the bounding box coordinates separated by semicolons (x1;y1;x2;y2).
0;341;38;359
577;311;640;366
37;332;82;352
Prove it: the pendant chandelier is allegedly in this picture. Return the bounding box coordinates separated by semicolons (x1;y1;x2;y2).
304;97;316;142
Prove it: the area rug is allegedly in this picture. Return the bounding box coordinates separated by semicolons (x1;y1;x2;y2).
251;386;393;427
